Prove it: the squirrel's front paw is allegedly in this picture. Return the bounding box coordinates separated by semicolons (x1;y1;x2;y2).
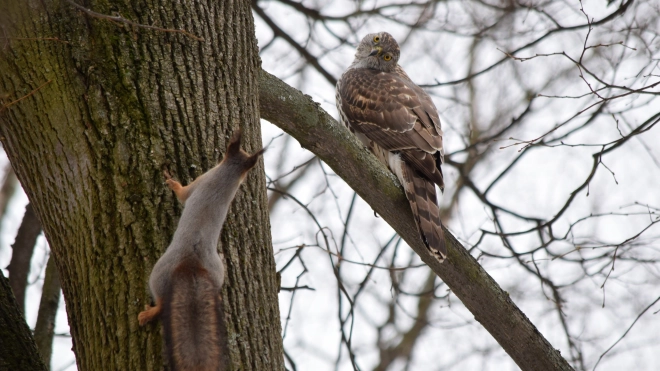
138;303;161;326
165;178;182;190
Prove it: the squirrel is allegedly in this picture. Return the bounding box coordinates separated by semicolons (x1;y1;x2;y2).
138;129;264;371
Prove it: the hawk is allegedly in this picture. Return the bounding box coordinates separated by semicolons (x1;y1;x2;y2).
336;32;447;261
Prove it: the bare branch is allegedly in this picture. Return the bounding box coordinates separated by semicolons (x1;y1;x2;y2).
0;163;17;224
33;254;61;367
0;270;48;371
252;0;337;86
7;203;42;315
592;296;660;371
259;69;574;371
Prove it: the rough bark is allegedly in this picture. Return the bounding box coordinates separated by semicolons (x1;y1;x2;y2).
0;270;48;371
34;254;61;369
259;70;574;371
0;0;283;370
7;203;42;315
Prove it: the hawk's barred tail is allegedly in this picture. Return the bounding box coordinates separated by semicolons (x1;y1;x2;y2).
401;163;447;261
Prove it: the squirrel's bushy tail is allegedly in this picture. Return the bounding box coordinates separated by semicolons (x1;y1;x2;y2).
162;258;226;371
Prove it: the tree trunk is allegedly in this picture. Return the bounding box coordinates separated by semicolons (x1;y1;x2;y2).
0;0;284;370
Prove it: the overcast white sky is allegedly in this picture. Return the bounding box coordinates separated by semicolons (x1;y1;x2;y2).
1;0;659;370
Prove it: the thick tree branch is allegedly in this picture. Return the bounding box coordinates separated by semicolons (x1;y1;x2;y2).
259;69;574;371
0;270;48;371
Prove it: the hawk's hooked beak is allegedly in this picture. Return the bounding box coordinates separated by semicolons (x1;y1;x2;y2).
368;47;381;57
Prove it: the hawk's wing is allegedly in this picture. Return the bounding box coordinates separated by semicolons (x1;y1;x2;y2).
338;68;444;189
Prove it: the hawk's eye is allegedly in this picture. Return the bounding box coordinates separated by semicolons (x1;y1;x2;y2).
373;36;380;43
383;55;392;61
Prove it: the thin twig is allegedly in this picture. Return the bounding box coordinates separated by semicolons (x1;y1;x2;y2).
592;296;660;371
1;80;52;111
0;37;69;44
65;0;204;41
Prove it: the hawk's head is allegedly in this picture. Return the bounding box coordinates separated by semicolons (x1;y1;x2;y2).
352;32;400;72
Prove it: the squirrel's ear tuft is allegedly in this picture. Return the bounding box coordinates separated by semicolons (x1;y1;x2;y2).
244;148;266;171
227;129;242;156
